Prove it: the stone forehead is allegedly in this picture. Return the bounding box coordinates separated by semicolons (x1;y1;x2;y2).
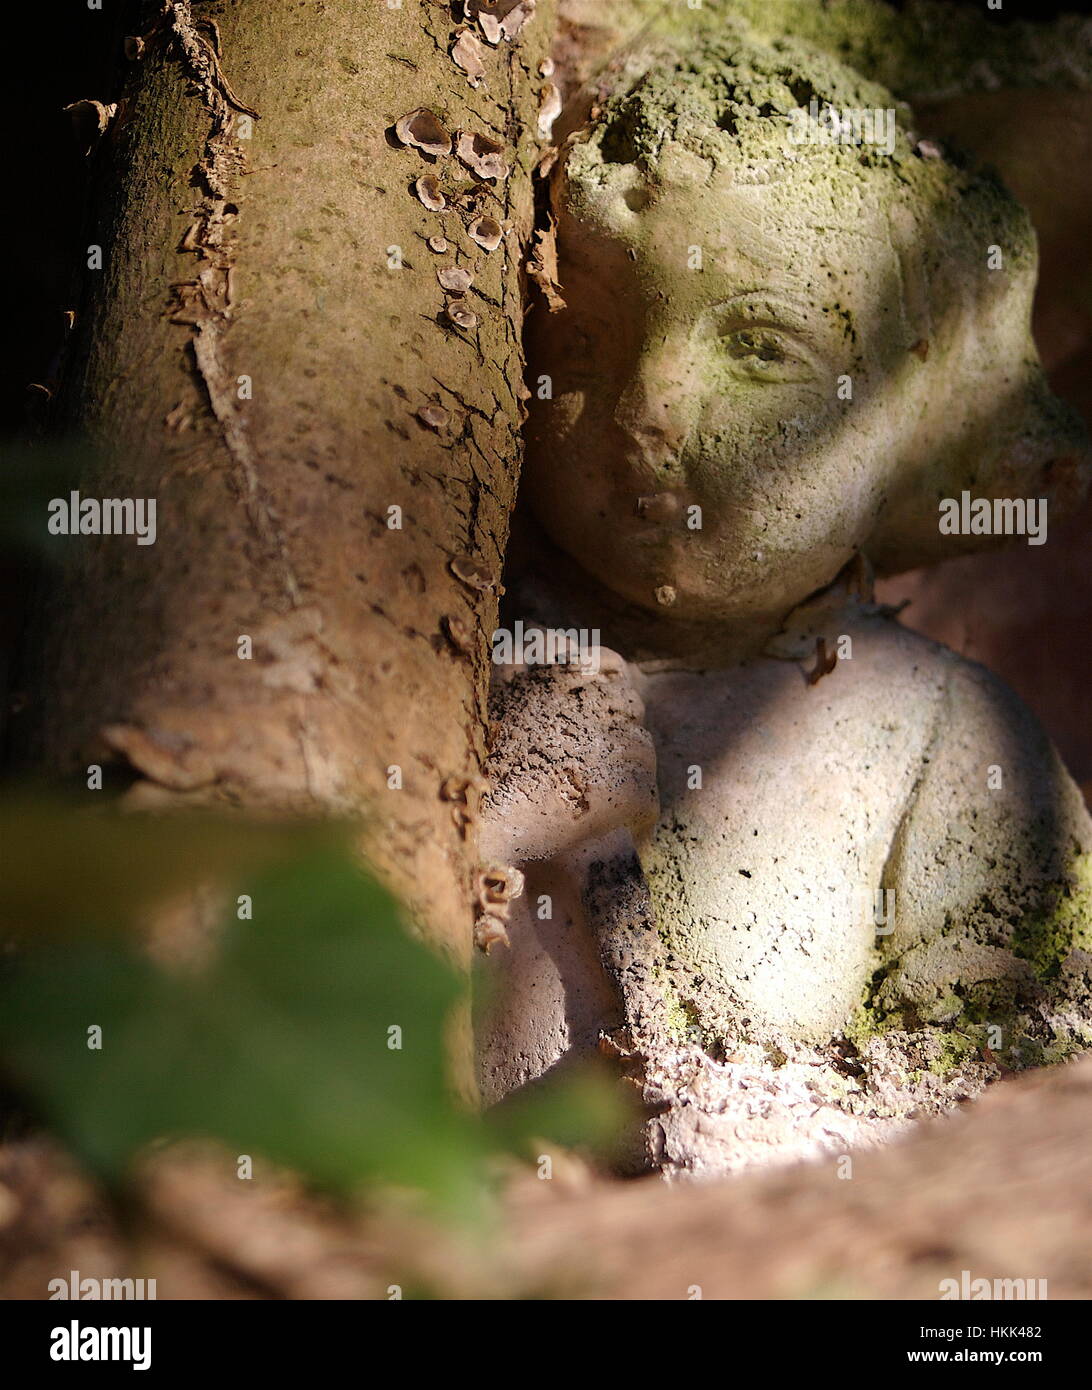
563;141;942;299
583;26;912;171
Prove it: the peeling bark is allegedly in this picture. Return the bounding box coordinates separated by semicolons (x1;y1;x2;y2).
32;0;555;962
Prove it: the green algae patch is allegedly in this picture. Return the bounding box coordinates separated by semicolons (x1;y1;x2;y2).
1013;853;1092;980
925;1028;978;1077
581;18;917;179
844;855;1092;1080
845;993;906;1047
566;19;1037;284
663;992;699;1043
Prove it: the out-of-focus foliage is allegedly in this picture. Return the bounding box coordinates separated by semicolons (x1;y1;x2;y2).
0;798;624;1214
0;799;337;941
0;440;89;561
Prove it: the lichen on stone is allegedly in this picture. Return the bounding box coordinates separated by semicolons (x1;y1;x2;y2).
567;20;1036;277
1013;852;1092;980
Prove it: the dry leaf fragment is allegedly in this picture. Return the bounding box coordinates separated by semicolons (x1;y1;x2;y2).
395;107;452;158
456;130;509;182
526;219;566;310
414;175;446;211
452;30;487;87
438;266;474;293
468;215;503;252
806;636;839;686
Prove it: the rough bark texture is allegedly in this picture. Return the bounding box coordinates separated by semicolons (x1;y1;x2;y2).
33;0;553;961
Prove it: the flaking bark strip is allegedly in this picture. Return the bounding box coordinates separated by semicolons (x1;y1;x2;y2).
164;1;259;127
161;4;302;608
191;326;302;607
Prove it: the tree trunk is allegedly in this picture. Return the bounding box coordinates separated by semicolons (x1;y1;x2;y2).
34;0;553;963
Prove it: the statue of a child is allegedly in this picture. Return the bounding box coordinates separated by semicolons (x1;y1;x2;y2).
477;23;1092;1178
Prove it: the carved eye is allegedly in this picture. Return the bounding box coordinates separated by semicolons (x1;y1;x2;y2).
719;327;817;384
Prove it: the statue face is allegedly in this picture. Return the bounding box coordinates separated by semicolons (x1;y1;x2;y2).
524;138;1082;622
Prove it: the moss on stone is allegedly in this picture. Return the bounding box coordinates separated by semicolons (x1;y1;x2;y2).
1012;853;1092;980
663;993;692;1041
568;19;1037;279
584;19;914;178
845;995;904;1047
925;1029;978;1076
918;988;963;1026
848;878;1092;1078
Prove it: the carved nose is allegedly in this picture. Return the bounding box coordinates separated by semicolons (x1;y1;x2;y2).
615;341;699;471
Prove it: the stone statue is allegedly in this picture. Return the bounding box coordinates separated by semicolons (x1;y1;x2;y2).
476;20;1092;1179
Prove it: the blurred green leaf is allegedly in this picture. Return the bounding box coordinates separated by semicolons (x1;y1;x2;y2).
0;799;626;1212
0;795;342;940
484;1064;632;1160
0;844;486;1211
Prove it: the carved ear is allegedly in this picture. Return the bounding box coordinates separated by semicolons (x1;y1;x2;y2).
887;202;933;352
868;194;1091;574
